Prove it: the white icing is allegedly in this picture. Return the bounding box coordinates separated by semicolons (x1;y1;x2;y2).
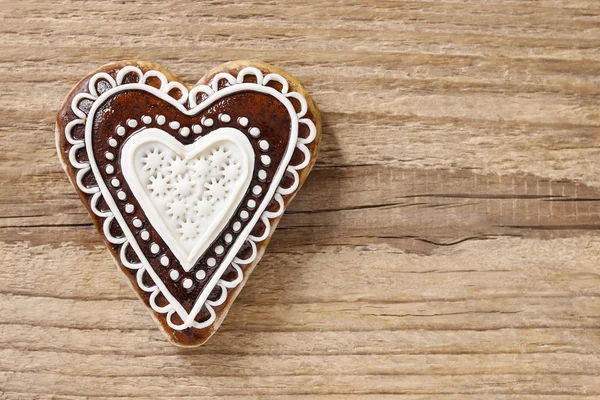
219;114;231;123
252;185;262;196
224;233;233;243
150;243;160;254
170;269;179;280
105;165;114;174
125;204;135;213
247;199;256;209
116;126;126;136
140;230;150;241
111;178;120;187
160;255;169;266
259;140;269;151
66;65;316;331
117;191;127;201
237;67;263;85
88;72;117;98
183;278;193;289
196;270;206;280
249;127;260;137
192;124;202;134
179;127;190;137
108;138;118;147
127;119;138;128
207;257;216;267
202;117;213;127
260;155;271;166
105;152;115;160
121;128;254;272
238;117;249;127
232;221;241;232
169;121;180;130
156;115;166;125
240;210;249;220
215;245;224;255
142;115;152;124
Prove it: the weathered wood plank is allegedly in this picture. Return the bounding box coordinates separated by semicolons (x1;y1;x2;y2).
1;0;600;398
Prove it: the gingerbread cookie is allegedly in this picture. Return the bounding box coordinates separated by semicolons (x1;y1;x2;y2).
55;61;321;346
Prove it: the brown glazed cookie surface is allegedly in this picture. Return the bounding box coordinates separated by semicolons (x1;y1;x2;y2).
56;60;321;346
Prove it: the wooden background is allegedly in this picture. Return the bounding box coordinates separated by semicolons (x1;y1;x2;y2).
1;0;600;398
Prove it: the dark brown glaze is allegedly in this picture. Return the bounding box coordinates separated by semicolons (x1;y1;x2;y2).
56;60;321;346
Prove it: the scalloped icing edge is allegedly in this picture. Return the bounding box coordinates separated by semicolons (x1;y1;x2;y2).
56;60;321;346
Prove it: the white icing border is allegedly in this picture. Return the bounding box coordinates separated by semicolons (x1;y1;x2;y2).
64;66;317;330
121;127;255;272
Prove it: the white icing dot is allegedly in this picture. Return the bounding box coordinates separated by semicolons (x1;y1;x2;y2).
233;221;241;232
258;170;267;181
225;233;233;243
108;138;118;147
160;256;169;266
259;140;269;151
116;126;126;136
196;270;206;280
202;117;214;127
170;269;179;280
156;115;166;125
219;113;231;123
111;178;120;187
252;185;263;196
117;191;127;201
260;155;271;166
105;165;114;174
105;152;115;160
169;121;180;130
247;199;256;209
142;115;152;124
215;245;224;255
151;243;160;254
240;210;249;220
133;218;142;228
238;117;249;127
125;203;135;213
183;278;193;289
192;124;202;134
249;127;261;137
179;127;190;137
127;119;138;128
140;230;150;241
207;257;216;267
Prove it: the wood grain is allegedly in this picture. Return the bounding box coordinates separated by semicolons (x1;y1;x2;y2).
1;0;600;398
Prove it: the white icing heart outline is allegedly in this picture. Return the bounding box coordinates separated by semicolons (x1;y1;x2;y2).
63;66;317;332
121;127;255;272
86;81;297;330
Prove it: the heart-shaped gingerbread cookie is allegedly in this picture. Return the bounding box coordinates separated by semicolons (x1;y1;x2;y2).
55;61;321;346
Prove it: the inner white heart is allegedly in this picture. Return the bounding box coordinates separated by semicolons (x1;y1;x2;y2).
121;127;255;271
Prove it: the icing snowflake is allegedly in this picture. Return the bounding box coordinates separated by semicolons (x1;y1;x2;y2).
148;173;170;197
141;148;165;175
192;156;211;178
205;177;228;202
178;218;200;241
222;159;241;182
134;139;247;245
174;174;195;197
167;197;188;220
210;145;230;169
194;198;214;218
167;156;187;177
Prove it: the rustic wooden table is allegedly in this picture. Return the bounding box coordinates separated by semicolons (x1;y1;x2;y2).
1;1;600;398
